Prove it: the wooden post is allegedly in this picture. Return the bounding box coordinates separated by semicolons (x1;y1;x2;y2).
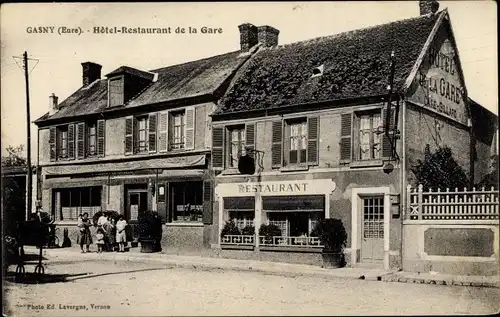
417;184;423;220
406;185;412;220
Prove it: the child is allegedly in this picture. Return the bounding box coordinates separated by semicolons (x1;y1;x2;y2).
115;215;127;252
96;228;105;253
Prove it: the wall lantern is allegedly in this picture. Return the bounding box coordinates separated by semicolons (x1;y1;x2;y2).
383;162;394;174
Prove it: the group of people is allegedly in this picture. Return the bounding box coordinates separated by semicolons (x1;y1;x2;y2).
76;212;128;253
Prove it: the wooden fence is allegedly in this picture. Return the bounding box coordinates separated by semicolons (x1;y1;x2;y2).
406;185;499;220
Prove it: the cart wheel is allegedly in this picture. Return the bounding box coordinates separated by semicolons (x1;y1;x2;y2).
34;264;44;275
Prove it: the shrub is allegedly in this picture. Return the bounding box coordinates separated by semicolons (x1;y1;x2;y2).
258;223;282;244
92;210;121;227
241;225;255;236
310;218;347;253
137;210;163;242
220;219;241;239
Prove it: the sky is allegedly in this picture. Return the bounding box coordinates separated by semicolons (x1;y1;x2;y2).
1;1;497;161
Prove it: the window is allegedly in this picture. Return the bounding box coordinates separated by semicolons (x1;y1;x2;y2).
286;119;308;165
170;111;185;150
137;116;148;153
87;122;97;156
55;186;102;221
227;126;245;168
169;181;203;222
357;112;382;160
57;126;69;159
224;197;255;230
109;77;124;107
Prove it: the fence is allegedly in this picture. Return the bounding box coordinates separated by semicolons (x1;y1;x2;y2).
406;185;499;220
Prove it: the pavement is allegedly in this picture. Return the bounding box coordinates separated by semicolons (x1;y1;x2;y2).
23;245;500;288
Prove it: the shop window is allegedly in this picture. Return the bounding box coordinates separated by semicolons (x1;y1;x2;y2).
169;181;203;222
223;197;255;230
226;125;245;168
57;186;102;221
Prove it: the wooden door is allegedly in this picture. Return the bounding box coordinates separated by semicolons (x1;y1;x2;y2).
361;197;384;262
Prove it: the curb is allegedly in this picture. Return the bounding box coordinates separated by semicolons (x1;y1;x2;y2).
380;272;499;288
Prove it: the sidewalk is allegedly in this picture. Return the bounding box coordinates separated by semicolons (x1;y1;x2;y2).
25;246;499;288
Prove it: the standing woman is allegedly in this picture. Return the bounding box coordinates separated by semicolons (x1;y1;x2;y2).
77;212;93;253
115;215;127;253
105;213;116;252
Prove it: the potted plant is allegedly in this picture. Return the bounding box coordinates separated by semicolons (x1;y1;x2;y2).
137;210;163;253
220;219;241;243
310;218;347;268
258;223;282;245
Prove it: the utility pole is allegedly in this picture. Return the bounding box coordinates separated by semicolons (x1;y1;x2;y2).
23;51;32;220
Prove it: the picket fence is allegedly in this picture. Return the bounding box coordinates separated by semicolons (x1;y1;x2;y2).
407;184;499;220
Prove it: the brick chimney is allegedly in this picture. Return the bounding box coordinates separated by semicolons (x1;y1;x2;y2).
419;0;439;15
238;23;258;51
48;93;59;115
257;25;279;48
81;62;102;86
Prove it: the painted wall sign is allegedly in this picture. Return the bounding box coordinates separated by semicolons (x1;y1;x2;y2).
407;25;469;126
216;179;337;198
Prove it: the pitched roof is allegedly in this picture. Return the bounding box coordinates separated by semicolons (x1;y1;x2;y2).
35;50;250;123
215;12;443;115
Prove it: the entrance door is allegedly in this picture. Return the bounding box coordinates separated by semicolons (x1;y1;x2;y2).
127;190;148;222
361;197;384;262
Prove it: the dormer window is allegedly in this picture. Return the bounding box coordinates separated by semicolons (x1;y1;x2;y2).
108;76;124;107
311;64;324;78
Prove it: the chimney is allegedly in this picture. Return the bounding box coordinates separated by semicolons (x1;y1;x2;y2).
238;23;258;51
48;93;59;115
419;0;439;15
81;62;102;86
257;25;279;48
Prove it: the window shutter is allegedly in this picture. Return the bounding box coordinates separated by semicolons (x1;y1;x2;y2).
76;122;85;159
340;113;353;161
67;124;75;160
212;126;224;168
158;111;169;152
125;116;134;155
49;127;56;161
97;119;105;157
307;116;319;165
184;106;195;150
271;120;283;167
245;123;256;159
148;113;157;153
202;180;213;225
382;107;396;159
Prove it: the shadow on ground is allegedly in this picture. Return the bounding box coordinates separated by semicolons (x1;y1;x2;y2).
4;267;168;285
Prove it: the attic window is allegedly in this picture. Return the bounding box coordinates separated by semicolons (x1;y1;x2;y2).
108;77;124;107
311;64;324;78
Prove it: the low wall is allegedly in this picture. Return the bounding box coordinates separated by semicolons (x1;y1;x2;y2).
211;247;324;267
161;224;204;254
403;220;499;276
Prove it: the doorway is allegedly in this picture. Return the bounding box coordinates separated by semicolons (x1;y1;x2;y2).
360;196;384;262
126;189;148;222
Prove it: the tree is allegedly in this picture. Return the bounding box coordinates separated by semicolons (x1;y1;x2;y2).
2;145;27;167
411;145;470;191
476;154;499;189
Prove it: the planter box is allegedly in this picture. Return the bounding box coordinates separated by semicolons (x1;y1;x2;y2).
322;252;346;269
140;240;157;253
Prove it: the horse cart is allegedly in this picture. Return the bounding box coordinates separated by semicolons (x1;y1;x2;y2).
4;212;59;278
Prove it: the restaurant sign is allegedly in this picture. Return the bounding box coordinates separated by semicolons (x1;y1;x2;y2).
216;179;337;197
407;25;469;126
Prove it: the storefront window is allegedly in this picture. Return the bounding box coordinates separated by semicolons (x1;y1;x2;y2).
262;195;324;246
223;197;255;230
170;181;203;222
57;186;102;220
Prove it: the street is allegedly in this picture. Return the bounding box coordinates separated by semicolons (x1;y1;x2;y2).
3;257;499;316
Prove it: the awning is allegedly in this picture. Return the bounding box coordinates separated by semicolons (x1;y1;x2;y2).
262;195;324;212
223;197;255;211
